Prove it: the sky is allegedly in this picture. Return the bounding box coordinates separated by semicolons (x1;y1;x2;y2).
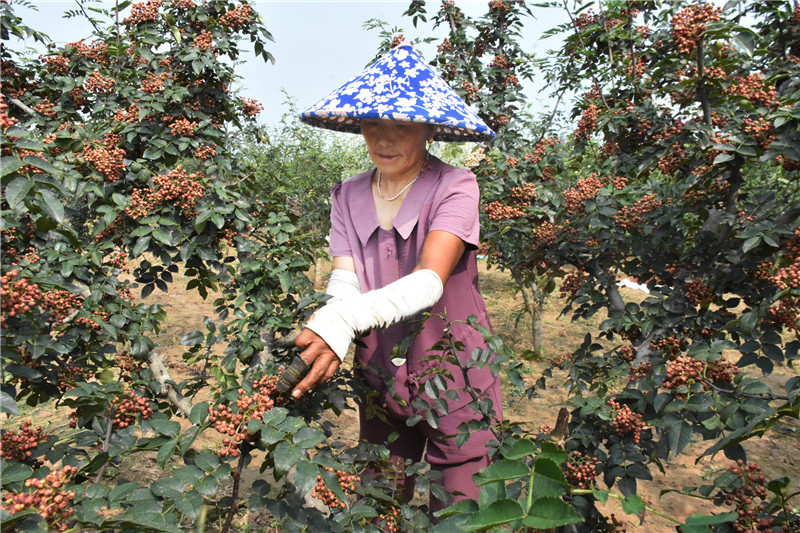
10;0;570;128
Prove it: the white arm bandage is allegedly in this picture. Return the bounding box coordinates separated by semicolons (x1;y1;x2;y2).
324;269;361;302
305;269;444;361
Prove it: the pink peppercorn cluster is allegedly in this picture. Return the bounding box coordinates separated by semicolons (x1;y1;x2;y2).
123;0;162;25
607;399;644;445
0;420;47;462
311;466;361;509
1;465;78;532
720;461;790;533
111;392;154;429
207;374;281;458
671;3;722;55
565;451;601;489
1;269;42;327
126;165;205;220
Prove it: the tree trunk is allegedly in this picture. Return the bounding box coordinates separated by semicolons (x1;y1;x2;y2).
512;272;544;355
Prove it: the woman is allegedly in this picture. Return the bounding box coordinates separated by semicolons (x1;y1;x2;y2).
292;42;501;511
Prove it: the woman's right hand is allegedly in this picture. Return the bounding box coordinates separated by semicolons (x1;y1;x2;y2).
291;328;341;398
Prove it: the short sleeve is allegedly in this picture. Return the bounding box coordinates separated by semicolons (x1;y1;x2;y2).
328;182;351;257
429;169;480;248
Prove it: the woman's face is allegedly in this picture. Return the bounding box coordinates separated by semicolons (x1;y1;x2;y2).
360;118;431;179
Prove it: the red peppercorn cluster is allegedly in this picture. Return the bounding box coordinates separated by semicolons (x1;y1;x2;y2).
1;465;78;532
663;355;705;393
559;270;588;301
504;72;521;87
524;136;559;165
173;0;196;8
169;117;198;137
742;117;775;151
720;461;789;533
620;344;635;362
0;420;47;462
66;39;110;65
107;249;130;273
725;74;777;108
141;71;170;93
510;183;536;204
241;98;264;117
193;30;214;52
41;290;81;323
194;144;217;160
607;400;644;444
0;95;18;131
574;11;599;30
650;335;689;357
685;279;714;306
84;139;126;183
84;70;115;94
488;0;510;13
57;365;92;392
33;100;56;117
671;3;721;55
565;451;601;489
1;269;42;327
116;351;145;377
123;0;162;25
550;352;574;367
766;297;799;332
111;392;153;429
532;221;561;246
126;165;205;219
614;193;662;230
630;361;652;379
484;201;525;221
311;466;361;509
207;375;280;458
39;54;70;74
574;104;600;141
113;102;140;123
705;359;739;383
461;81;480;103
379;506;401;532
219;3;254;31
564;173;603;215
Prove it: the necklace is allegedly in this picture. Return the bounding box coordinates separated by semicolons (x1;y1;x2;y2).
376;155;428;202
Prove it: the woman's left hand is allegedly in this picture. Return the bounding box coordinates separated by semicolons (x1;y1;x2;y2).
292;328;341;398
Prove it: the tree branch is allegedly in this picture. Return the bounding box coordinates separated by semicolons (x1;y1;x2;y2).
147;351;193;417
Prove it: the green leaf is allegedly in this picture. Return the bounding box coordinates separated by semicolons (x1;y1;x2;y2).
473;459;529;486
156;438;178;469
504;438;537;460
153;226;174;246
522;496;584;529
713;153;734;164
461;499;525;532
5;177;32;208
1;157;24;177
109;482;139;501
150;418;181;437
621;494;645;516
292;459;320;496
189;402;209;425
0;391;20;415
39;189;65;224
293;427;326;449
533;456;569;497
193;450;219;472
273;441;303;474
669;421;693;455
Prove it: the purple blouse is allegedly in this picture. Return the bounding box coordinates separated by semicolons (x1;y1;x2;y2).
328;156;498;414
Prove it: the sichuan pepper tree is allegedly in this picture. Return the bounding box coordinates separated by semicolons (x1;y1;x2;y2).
399;1;800;531
0;1;365;531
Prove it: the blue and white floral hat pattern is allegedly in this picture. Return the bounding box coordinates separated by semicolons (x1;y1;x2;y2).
300;43;495;142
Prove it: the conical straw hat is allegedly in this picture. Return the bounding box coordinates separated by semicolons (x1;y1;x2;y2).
300;43;495;142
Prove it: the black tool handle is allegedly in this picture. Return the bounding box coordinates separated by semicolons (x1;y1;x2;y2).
276;354;310;395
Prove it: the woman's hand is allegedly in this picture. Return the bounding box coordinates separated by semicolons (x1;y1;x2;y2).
292;327;341;398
